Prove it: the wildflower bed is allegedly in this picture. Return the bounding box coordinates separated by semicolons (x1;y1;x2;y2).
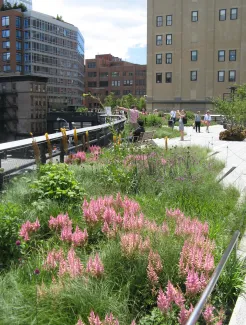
0;144;245;325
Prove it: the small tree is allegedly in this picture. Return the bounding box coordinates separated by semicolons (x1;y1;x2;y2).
56;14;64;22
104;92;117;109
214;84;246;129
1;2;27;11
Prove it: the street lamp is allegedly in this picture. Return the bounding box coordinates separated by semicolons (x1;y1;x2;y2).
57;117;69;129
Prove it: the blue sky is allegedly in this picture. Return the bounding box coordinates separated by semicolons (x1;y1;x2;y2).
33;0;147;65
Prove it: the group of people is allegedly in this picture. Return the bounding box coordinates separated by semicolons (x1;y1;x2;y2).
170;110;212;141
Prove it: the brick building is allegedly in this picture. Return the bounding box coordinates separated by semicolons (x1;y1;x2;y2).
0;74;48;142
85;54;146;109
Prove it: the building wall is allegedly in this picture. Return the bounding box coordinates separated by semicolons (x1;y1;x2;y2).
0;9;23;74
147;0;246;113
85;54;146;109
0;76;48;141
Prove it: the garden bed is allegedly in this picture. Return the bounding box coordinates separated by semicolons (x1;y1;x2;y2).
0;144;245;325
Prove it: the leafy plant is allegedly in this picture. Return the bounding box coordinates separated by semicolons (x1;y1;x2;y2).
219;127;246;141
30;164;85;202
139;114;163;127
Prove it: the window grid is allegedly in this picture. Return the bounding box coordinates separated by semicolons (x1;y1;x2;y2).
229;70;236;82
230;8;238;20
165;72;172;83
191;50;198;61
166;53;172;64
218;50;225;62
218;71;225;82
229;50;236;61
166;34;172;45
156;54;162;64
166;15;172;26
191;11;198;22
219;9;226;21
156;35;162;46
156;16;163;27
156;73;162;83
190;71;197;81
2;16;10;27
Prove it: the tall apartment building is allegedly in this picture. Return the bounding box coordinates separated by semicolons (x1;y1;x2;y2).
147;0;246;112
0;8;85;110
85;54;146;109
1;0;32;10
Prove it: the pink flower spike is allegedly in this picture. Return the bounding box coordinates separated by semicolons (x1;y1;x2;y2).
157;288;170;314
76;318;85;325
202;304;215;324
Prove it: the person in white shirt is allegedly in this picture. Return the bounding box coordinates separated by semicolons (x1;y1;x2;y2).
204;111;212;133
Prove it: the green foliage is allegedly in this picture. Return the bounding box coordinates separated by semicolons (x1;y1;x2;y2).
56;14;64;22
30;164;84;202
214;84;246;128
140;114;163;127
139;308;166;325
0;2;27;11
185;110;195;120
0;203;22;265
76;107;88;113
104;92;117;109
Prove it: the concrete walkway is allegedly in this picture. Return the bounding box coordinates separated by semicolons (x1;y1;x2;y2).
154;125;246;325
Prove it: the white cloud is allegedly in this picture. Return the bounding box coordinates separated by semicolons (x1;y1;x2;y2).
32;0;147;62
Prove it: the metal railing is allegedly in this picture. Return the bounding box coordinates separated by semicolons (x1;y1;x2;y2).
186;230;240;325
0;115;126;189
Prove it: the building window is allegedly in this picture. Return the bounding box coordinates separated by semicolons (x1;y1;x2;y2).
191;11;198;22
156;35;162;46
2;41;10;49
100;72;108;78
166;15;172;26
156;73;162;83
123;90;131;95
99;81;108;87
156;54;162;64
16;53;22;62
112;80;120;87
113;90;121;96
229;70;236;82
16;30;22;39
112;72;120;77
156;16;163;27
88;72;97;77
191;50;198;61
16;17;21;28
129;72;134;76
2;30;10;38
218;71;225;82
230;8;238;20
2;52;10;61
166;34;172;45
166;53;172;64
16;41;22;50
2;16;9;27
229;50;236;61
165;72;172;83
3;65;11;72
16;65;22;72
124;80;133;86
88;81;97;87
190;71;197;81
218;50;225;62
219;9;226;21
88;62;96;68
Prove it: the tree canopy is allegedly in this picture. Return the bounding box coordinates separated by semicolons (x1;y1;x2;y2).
214;84;246;128
0;2;27;12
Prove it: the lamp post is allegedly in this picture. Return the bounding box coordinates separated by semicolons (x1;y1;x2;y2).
57;117;69;130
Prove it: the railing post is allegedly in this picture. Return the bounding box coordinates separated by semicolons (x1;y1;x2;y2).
40;143;46;164
60;139;65;163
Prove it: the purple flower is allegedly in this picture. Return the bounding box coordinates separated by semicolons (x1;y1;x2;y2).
16;240;21;246
34;268;40;275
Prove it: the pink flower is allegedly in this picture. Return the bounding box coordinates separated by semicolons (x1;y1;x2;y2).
147;263;159;285
185;269;201;295
202;304;215;324
178;305;194;325
104;313;119;325
88;311;102;325
49;214;72;230
71;227;88;247
86;253;104;278
76;319;85;325
19;219;40;241
157;288;170;313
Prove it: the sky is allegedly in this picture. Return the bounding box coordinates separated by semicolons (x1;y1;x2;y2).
32;0;147;64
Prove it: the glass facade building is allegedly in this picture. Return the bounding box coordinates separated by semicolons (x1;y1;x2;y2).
4;0;32;10
23;11;84;109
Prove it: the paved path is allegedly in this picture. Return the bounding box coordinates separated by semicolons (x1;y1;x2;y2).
154;125;246;194
154;125;246;325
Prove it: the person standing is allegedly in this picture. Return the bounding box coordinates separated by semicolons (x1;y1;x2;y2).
177;110;186;141
170;109;176;125
195;111;201;133
204;111;212;133
117;105;140;130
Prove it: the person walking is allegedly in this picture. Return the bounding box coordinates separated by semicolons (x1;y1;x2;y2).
195;111;201;133
204;111;212;133
117;105;140;130
177;110;186;141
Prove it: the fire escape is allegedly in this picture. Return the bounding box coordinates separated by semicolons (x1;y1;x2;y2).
0;85;18;141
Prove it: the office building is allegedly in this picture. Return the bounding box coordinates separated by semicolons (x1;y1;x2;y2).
85;54;146;109
1;0;32;10
147;0;246;112
0;8;85;111
0;75;48;142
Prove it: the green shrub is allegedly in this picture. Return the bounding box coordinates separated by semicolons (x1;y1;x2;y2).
140;114;163;127
30;164;85;202
185;110;195;120
219;127;246;141
0;203;22;266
